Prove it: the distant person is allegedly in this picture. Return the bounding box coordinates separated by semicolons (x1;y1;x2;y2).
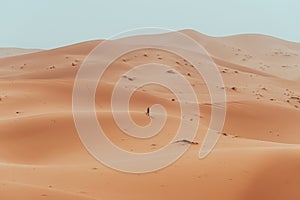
146;107;150;117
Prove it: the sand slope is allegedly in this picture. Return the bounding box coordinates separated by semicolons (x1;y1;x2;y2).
0;48;42;59
0;30;299;200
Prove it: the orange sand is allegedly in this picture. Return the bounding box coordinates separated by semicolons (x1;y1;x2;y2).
0;30;299;200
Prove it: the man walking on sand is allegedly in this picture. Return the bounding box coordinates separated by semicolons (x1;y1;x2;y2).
146;107;150;117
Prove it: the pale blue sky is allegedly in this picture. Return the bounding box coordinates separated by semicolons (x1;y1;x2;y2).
1;0;299;49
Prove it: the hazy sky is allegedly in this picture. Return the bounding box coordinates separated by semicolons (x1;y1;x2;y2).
1;0;299;49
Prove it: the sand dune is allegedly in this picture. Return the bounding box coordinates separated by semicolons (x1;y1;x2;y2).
0;30;299;199
0;48;42;59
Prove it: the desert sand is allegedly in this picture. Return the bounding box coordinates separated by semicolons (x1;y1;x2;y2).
0;30;299;200
0;48;41;59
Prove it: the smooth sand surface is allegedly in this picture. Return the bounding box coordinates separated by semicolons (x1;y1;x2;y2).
0;48;41;59
0;30;299;199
